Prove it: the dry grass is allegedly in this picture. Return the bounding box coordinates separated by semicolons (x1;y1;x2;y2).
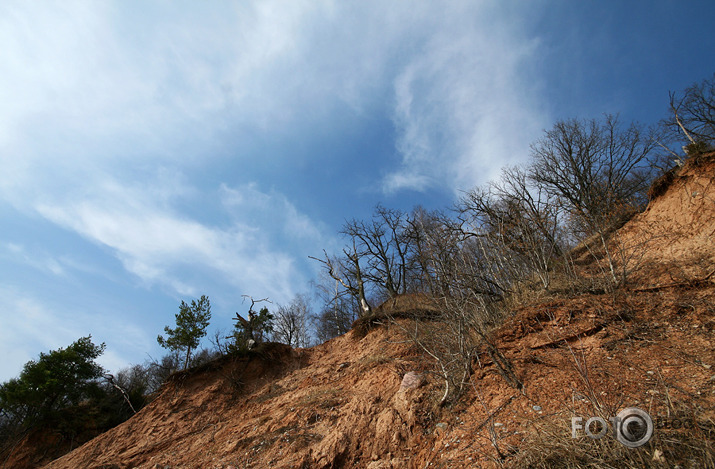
298;386;344;409
351;294;443;339
512;406;714;468
509;346;715;469
356;354;393;372
647;167;679;201
252;382;289;404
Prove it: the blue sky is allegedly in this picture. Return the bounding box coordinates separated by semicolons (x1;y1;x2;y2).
1;0;713;380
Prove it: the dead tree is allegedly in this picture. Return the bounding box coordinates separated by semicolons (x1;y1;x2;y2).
341;205;413;298
232;296;272;349
459;165;569;291
310;245;372;317
104;373;137;415
663;74;715;151
272;294;311;347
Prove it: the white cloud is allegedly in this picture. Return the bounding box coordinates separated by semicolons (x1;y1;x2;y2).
0;0;333;307
1;1;550;198
26;174;322;304
1;242;66;276
382;172;433;195
385;2;548;193
220;183;325;242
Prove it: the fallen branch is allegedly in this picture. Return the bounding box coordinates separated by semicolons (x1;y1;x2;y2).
473;395;517;434
631;267;715;292
530;323;607;350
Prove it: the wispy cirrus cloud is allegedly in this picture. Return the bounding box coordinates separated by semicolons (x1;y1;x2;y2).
1;243;66;277
1;1;550;204
34;176;314;303
384;2;548;194
220;183;326;243
0;1;551;288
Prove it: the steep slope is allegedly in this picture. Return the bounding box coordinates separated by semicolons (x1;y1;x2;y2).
617;152;715;287
39;293;714;468
42;329;441;468
35;155;715;469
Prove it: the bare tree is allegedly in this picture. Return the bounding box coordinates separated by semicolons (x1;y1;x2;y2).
312;303;355;343
310;274;359;342
355;206;524;405
409;211;484;295
310;244;372;317
104;373;137;415
407;206;519;301
528;114;658;285
341;205;414;298
663;74;715;151
145;353;181;392
384;250;521;406
314;205;450;317
460;166;566;290
406;207;463;297
272;294;311;348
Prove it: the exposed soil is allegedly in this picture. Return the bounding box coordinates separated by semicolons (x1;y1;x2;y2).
618;153;715;287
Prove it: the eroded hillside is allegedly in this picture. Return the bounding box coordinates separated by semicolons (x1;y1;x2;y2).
16;154;714;468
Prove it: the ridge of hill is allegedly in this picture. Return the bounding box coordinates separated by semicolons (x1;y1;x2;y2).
7;154;713;468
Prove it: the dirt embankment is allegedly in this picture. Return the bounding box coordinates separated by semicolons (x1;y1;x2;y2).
617;152;715;287
35;289;713;468
40;329;440;469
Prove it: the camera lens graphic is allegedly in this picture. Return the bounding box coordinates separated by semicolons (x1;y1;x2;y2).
615;407;653;448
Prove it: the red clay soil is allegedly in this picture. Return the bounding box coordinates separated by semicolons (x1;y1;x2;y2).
5;155;713;469
31;290;712;469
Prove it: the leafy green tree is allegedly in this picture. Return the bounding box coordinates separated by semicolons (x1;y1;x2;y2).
157;295;212;369
0;336;105;424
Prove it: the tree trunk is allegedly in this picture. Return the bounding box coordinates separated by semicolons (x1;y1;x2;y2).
184;347;192;370
353;254;372;317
